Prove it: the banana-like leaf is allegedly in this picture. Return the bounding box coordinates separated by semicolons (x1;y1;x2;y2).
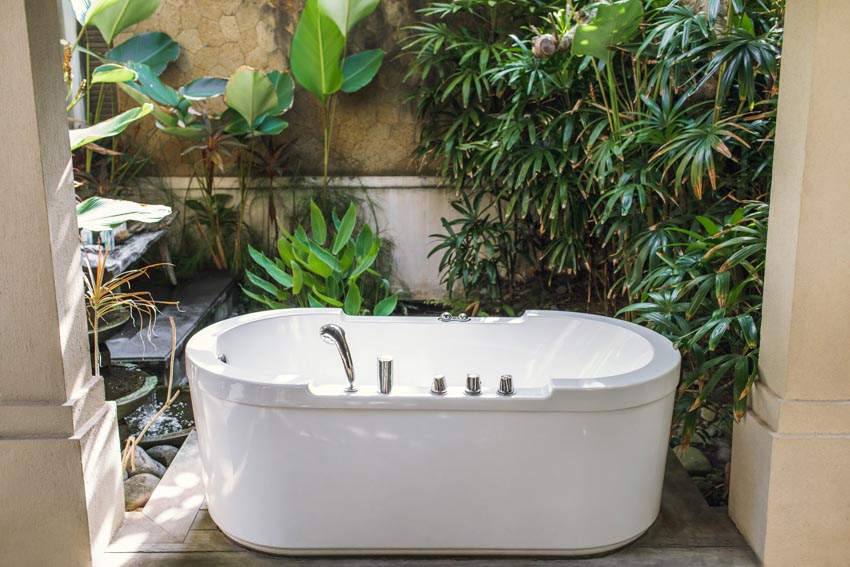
341;49;384;93
118;82;176;126
124;62;180;107
291;0;344;102
156;124;208;140
571;0;643;60
90;0;161;45
310;201;327;245
106;32;178;75
91;63;137;85
76;196;171;231
343;281;362;315
70;0;120;26
254;116;289;135
373;294;397;316
319;0;380;36
223;105;289;136
332;203;357;255
180;77;228;100
70;103;153;150
225;66;279;129
267;71;295;114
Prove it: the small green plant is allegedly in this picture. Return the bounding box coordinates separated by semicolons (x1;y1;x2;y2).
244;201;397;316
428;191;525;300
620;201;767;448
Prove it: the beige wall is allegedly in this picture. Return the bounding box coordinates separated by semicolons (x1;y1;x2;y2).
121;0;423;177
729;1;850;565
0;1;123;564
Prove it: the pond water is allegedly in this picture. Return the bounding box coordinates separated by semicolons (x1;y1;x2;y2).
124;387;194;440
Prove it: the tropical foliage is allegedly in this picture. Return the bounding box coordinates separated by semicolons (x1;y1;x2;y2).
404;0;782;443
122;62;296;271
405;0;779;296
244;201;397;316
620;201;767;446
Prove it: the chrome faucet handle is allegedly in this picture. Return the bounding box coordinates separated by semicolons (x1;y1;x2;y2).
498;374;515;396
439;312;453;322
431;374;447;395
465;373;481;396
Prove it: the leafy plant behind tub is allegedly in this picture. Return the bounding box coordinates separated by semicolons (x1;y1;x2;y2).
244;200;397;315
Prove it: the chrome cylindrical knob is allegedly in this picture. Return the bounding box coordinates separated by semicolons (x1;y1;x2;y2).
378;356;393;394
431;374;447;395
465;373;481;396
457;312;470;322
498;374;515;396
439;312;452;322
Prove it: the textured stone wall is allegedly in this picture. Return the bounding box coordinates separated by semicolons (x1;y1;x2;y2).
123;0;422;176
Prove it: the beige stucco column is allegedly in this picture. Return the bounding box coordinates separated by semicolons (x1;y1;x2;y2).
729;1;850;565
0;1;124;565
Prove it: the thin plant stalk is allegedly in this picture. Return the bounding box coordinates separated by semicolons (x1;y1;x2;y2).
122;317;181;473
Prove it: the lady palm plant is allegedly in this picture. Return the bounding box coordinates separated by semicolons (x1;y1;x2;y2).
404;0;782;446
404;0;781;300
619;201;767;447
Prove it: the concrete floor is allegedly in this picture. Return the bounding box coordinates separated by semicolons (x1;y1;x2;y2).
98;433;757;567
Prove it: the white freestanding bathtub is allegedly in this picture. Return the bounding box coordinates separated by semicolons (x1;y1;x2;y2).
186;308;680;556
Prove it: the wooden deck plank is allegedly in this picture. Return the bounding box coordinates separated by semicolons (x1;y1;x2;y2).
97;546;758;566
190;510;217;531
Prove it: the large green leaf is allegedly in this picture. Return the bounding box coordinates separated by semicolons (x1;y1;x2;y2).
249;245;294;288
291;260;304;295
70;0;120;26
310;201;327;245
225;66;279;130
125;62;180;107
343;281;362;315
571;0;644;60
332;203;357;255
90;0;161;45
91;63;137;85
267;71;295;115
156;124;208;140
76;196;171;231
117;82;175;125
341;49;384;93
106;32;178;75
253;116;289;135
373;294;397;316
291;0;345;102
180;77;228;100
70;104;153;150
319;0;380;36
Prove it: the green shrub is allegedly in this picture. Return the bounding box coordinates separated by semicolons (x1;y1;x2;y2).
620;201;767;447
403;0;782;299
243;201;397;316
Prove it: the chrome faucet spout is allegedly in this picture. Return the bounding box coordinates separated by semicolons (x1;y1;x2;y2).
319;324;357;392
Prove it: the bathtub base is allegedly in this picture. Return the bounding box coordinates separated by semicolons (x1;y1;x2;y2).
220;526;650;557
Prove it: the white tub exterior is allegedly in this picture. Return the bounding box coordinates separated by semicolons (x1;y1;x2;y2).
186;309;680;555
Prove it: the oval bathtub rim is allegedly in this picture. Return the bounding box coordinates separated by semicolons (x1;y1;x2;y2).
186;308;681;412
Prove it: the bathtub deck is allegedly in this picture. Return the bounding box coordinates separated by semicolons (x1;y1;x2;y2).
98;432;757;567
